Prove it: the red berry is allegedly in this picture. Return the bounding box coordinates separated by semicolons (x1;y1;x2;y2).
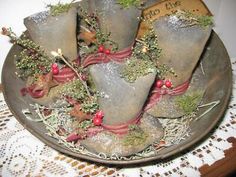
51;63;58;69
104;49;111;55
95;110;104;119
98;45;105;52
165;80;172;88
93;117;102;126
52;68;59;75
156;80;164;88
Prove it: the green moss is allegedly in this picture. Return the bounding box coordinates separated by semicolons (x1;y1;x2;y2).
176;91;202;114
60;79;88;101
197;15;214;27
117;0;141;8
125;29;165;81
123;125;148;146
47;1;75;16
174;10;214;28
120;57;156;83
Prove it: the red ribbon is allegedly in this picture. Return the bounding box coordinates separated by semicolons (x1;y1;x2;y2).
21;67;77;99
144;80;190;111
82;46;132;68
101;112;142;135
53;67;77;83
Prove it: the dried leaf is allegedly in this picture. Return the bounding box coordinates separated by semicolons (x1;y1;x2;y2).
79;31;96;45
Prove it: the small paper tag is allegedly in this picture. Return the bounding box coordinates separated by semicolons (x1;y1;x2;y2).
138;0;212;37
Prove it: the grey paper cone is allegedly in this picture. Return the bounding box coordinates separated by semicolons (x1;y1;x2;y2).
24;7;78;61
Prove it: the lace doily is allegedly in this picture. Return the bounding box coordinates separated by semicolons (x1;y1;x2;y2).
0;62;235;177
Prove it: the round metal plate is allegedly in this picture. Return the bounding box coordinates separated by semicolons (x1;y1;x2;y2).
1;31;232;165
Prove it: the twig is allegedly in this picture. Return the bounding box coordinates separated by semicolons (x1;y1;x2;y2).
80;25;92;33
196;100;220;120
200;61;205;75
22;109;42;122
135;38;148;47
52;49;92;97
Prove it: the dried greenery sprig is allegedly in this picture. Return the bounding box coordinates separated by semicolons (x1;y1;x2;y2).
133;29;161;62
157;64;177;80
1;27;53;78
176;91;202;115
59;79;99;114
60;79;88;101
123;125;148;146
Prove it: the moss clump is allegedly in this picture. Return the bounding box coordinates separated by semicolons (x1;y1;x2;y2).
174;10;214;28
120;58;156;82
117;0;141;8
47;1;75;16
176;91;202;114
123;125;148;146
197;15;214;27
120;29;164;83
60;79;88;101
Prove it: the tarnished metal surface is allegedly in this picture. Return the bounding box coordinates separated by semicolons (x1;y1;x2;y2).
1;31;232;165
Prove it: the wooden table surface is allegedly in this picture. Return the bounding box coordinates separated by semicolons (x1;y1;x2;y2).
199;137;236;177
0;84;236;177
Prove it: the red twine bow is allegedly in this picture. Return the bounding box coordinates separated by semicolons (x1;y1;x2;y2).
82;46;132;68
144;80;190;111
